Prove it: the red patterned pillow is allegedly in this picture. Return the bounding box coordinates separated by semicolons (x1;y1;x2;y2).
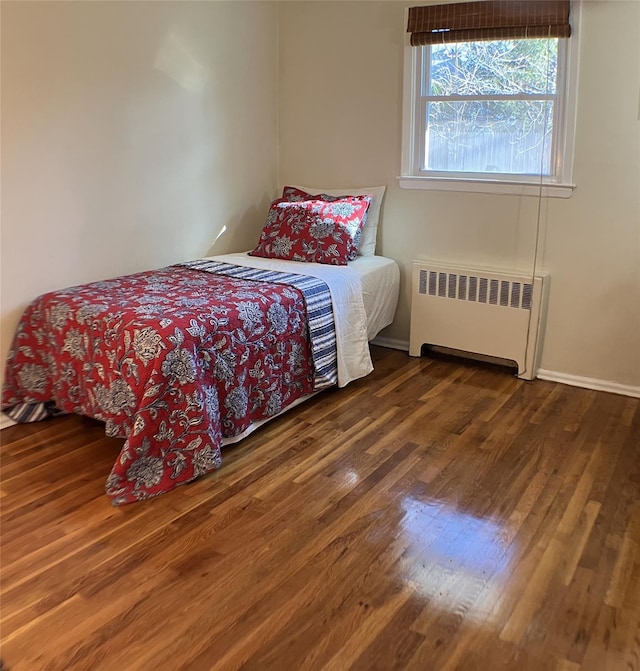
249;195;371;266
281;186;371;258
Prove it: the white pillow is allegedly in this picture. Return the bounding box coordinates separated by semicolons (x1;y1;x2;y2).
285;185;386;257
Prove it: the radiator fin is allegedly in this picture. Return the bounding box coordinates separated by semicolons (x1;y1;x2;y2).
469;277;478;302
500;281;510;307
459;275;468;300
489;279;499;305
417;268;534;310
448;274;457;299
511;282;521;308
438;272;447;297
479;278;488;303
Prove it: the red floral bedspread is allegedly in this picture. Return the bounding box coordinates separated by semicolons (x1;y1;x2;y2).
2;266;318;504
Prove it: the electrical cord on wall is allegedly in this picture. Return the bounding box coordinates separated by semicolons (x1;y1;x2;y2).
519;28;553;379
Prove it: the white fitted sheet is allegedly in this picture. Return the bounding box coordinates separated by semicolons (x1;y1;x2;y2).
348;255;400;341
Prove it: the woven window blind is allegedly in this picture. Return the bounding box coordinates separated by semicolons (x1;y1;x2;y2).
407;0;571;46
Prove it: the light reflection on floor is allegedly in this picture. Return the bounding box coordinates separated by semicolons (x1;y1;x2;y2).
341;468;361;487
397;496;515;622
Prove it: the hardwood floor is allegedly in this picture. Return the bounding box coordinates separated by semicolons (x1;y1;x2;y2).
1;346;638;671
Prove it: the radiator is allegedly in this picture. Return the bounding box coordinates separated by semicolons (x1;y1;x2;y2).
409;261;548;380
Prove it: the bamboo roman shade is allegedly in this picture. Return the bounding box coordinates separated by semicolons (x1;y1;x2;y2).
407;0;571;45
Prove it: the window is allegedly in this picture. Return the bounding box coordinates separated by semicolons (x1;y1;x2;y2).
401;2;580;197
421;38;562;176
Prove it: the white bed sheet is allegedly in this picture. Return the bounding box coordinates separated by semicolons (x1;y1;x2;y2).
349;255;400;341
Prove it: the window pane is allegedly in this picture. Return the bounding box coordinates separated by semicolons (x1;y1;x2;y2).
429;40;558;97
424;100;554;174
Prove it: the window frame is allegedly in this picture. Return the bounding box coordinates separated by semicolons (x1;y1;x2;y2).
400;3;581;198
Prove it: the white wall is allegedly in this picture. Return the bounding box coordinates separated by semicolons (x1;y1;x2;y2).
2;1;638;394
278;0;640;389
1;1;279;383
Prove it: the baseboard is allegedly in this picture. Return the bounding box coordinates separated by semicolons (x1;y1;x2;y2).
371;336;410;352
0;413;17;430
536;370;640;398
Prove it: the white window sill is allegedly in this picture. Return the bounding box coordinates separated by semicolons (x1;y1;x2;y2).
398;176;576;199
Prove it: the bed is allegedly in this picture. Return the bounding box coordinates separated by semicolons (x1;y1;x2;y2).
2;186;399;504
